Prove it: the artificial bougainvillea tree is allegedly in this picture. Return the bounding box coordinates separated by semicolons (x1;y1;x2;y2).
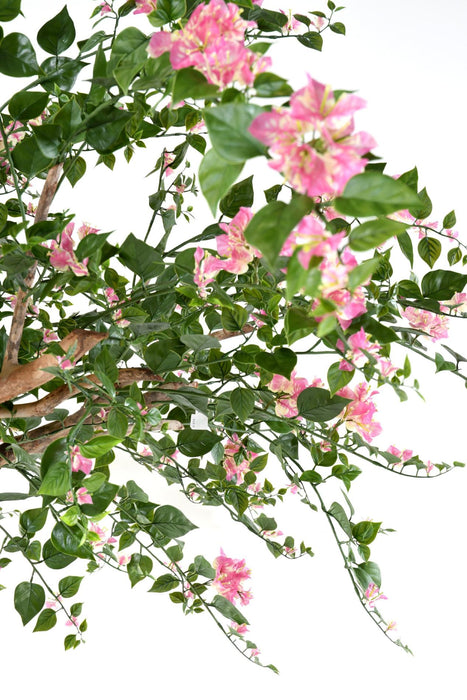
0;0;465;669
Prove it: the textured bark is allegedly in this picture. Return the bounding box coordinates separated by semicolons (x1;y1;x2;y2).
1;164;63;378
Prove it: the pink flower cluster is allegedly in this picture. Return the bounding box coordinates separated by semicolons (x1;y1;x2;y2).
401;306;449;342
315;248;368;329
67;487;93;505
223;435;257;485
212;549;252;606
337;327;398;377
71;446;94;475
194;207;260;295
365;583;387;609
336;382;382;442
249;75;376;197
46;223;89;277
267;371;320;418
134;0;156;13
387;445;413;467
147;0;271;88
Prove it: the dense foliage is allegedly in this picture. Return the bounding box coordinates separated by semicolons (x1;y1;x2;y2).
0;0;465;668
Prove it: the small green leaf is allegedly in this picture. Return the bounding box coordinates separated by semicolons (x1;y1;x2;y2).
119;233;164;280
352;520;381;545
327;362;354;396
256;348;297;379
203;103;267;163
219;175;254;218
172;67;218;104
297;31;323;51
328;502;353;538
0;33;39;77
418;237;441;268
58;575;83;598
152;0;186;25
149;574;180;592
152;505;197;538
0;0;21;21
127;553;153;587
107;408;129;439
20;508;48;535
335;172;421;217
297;387;350;422
443;210;456;229
33;608;57;632
253;72;292;97
211;594;249;625
80;436;121;459
230;387;255;421
14;582;45;625
349;218;408;252
421;270;467;300
193;555;216;579
9;91;48;121
37;6;76;55
199;149;244;215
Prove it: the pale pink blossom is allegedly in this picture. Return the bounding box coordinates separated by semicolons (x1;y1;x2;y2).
112;308;130;327
401;306;449;341
43;328;59;344
147;0;271;88
337;327;381;371
250;75;376;197
223;435;256;485
336;383;382;442
378;358;399;378
387;445;413;467
71;446;94;475
134;0;157;13
280;214;345;270
230;622;248;635
66;615;79;627
249;648;260;658
267;371;313;418
386;620;397;631
445;292;467;315
76;487;93;505
118;554;131;566
280;9;303;32
139;445;153;457
425;460;435;475
100;2;112;13
213;549;252;606
105;287;119;306
46;223;89;276
163;152;174;176
365;583;387;608
57;356;76;371
77;222;98;239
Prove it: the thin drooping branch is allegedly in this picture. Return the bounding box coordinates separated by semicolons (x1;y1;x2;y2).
0;329;108;405
1;164;63;378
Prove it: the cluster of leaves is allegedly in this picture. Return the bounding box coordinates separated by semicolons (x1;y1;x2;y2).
0;0;465;667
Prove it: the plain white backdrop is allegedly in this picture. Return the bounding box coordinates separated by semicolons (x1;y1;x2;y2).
1;1;467;697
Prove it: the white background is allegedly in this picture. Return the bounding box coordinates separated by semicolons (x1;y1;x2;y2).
1;0;467;697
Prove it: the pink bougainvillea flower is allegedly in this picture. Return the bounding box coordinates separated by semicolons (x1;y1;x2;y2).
100;2;112;14
43;329;59;344
57;356;76;371
267;370;312;418
337;327;382;371
280;214;345;270
387;445;413;463
280;9;303;32
46;223;89;276
112;308;130;327
71;445;94;475
148;0;271;88
249;648;260;658
118;554;131;566
425;460;435;475
65;615;79;627
230;622;248;635
401;306;449;341
365;583;387;608
445;291;467;315
223;434;256;485
105;287;119;306
212;549;252;606
76;487;93;505
250;75;376;197
77;222;99;239
134;0;157;13
336;382;382;442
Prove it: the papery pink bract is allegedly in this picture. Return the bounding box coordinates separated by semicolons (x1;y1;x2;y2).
401;306;449;341
76;487;93;505
47;223;89;277
365;583;387;608
267;371;317;418
223;434;257;485
336;383;382;442
213;549;252;606
71;445;94;475
134;0;157;13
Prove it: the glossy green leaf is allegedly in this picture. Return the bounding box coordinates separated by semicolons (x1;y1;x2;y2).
0;0;21;21
335;172;421;217
349;218;407;251
219;175;254;218
80;436;121;458
118;233;164;280
0;203;8;234
297;31;323;50
32;124;63;158
152;0;186;26
253;72;292;97
58;575;83;598
327;362;354;396
51;522;92;559
297;387;350;422
19;508;48;535
418;236;441;268
203;103;267;163
352;520;381;545
172;67;218;104
128;553;153;587
42;539;77;569
199;149;244;215
149;574;180;592
14;582;45;625
230;387;255;421
443;210;456;229
256;348;297;379
33;608;57;632
0;33;38;77
328;502;353;538
421;270;467;300
194;555;216;579
409;187;432;220
152;505;197;538
109;27;149;93
40;57;86;92
244;195;313;265
177;428;221;457
9;90;48;121
211;594;249;625
37;6;76;55
107;408;129;439
11;135;52;177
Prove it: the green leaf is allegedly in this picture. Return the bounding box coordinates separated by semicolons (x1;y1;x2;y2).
244;195;313;265
284;307;315;344
152;0;186;25
300;470;322;484
32;124;63;158
9;90;48;121
51;522;92;559
397;230;414;267
0;0;21;21
37;6;76;55
33;608;57;632
58;575;83;598
409;187;432;220
107;407;129;439
85;105;131;154
211;594;249;625
14;582;45;625
40;57;86;92
297;387;350;422
418;237;441;268
328;502;353;538
203;103;267;163
42;539;77;569
0;33;39;77
221;305;249;331
327;362;354;396
194;555;216;579
219;175;254;218
0;203;7;234
352;520;381;545
149;574;180;592
109;27;149;93
119;233;164;280
349;218;408;252
11;134;52;177
172;67;219;104
443;210;456;229
256;348;296;379
39;437;71;496
64;155;86;187
52;97;83;142
297;31;323;51
330;21;346;34
230;387;255;421
253;72;292;97
335;172;420;217
81;481;119;513
152;505;197;538
448;247;462;266
177;428;221;457
80;436;121;458
421;270;467;300
19;508;48;535
357;561;381;588
180;334;221;352
128;553;153;587
144;339;182;372
199;149;244;215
